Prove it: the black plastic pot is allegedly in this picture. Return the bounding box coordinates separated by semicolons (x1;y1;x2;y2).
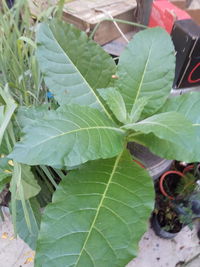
151;213;182;239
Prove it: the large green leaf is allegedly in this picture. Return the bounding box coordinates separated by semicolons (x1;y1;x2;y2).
35;150;154;267
10;162;40;235
36;20;115;118
129;96;149;123
17;105;49;128
10;163;40;200
10;105;125;167
16;198;41;250
133;92;200;162
116;27;175;116
17;165;41;200
98;88;127;124
124;111;194;151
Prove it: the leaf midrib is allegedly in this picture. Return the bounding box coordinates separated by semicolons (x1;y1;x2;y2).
132;42;152;106
45;24;112;120
134;120;178;135
27;126;125;148
74;151;123;266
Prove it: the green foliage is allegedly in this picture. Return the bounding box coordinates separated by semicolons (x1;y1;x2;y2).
132;92;200;162
10;105;125;167
36;20;116;116
98;87;127;124
0;157;12;191
0;0;45;106
116;27;175;117
124;111;195;150
35;150;154;266
16;198;41;250
1;11;200;266
175;173;197;198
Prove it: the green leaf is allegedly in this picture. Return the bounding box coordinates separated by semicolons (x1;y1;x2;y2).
98;88;127;123
0;158;11;192
17;165;41;200
129;96;149;123
33;170;53;208
0;157;12;185
116;27;175;116
0;105;4;122
17;105;49;128
36;20;115;118
16;198;41;250
0;87;17;145
35;150;154;267
134;92;200;162
159;92;200;122
125;111;195;151
10;105;125;167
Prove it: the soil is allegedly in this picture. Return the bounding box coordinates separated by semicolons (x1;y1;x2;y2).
152;162;200;236
153;167;185;234
155;208;183;233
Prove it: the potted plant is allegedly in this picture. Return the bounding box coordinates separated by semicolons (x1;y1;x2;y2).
152;163;200;239
2;15;200;266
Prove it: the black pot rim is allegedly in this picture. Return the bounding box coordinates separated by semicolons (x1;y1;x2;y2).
151;213;182;239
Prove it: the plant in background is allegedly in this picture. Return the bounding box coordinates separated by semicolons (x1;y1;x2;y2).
6;17;200;266
175;165;200;229
152;163;200;238
0;0;58;250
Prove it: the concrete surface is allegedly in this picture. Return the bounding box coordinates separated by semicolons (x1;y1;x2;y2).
127;223;200;267
0;207;34;267
0;207;199;267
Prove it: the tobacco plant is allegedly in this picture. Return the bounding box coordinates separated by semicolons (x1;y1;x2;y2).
7;19;200;266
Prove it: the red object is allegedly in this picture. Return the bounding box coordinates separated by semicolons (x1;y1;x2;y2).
159;170;185;200
133;159;145;169
188;62;200;84
149;1;191;33
183;164;195;174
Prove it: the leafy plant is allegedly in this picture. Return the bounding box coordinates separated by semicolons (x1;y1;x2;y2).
175;165;200;230
0;0;58;249
3;15;200;266
7;19;200;266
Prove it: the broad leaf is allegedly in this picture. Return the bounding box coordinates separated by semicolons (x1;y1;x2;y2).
124;111;194;152
17;105;49;128
36;20;115;118
129;96;149;123
10;105;125;167
16;198;41;250
133;92;200;162
35;150;154;267
17;165;41;200
116;27;175;116
98;88;127;123
10;162;39;234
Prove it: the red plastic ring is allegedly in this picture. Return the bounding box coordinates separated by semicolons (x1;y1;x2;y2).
159;170;185;200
